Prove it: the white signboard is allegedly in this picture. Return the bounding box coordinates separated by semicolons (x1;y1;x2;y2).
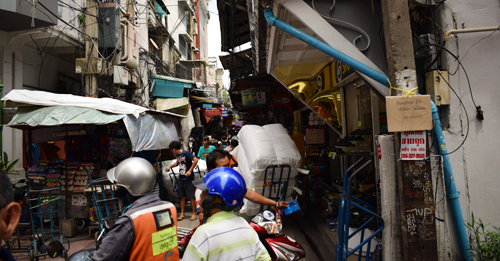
256;92;266;104
400;131;426;160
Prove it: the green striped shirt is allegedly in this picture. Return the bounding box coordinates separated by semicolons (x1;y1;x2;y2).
183;211;271;261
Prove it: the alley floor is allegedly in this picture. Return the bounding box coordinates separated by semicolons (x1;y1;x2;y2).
2;203;359;261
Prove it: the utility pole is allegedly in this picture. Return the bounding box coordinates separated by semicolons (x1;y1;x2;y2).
85;0;98;97
127;0;134;21
381;1;438;260
127;0;135;101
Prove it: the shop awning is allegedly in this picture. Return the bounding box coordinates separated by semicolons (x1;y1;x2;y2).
267;0;389;99
2;90;186;152
1;89;148;118
7;106;125;129
154;97;190;116
190;95;215;103
152;74;194;99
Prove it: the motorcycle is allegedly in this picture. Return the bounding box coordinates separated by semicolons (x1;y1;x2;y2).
178;207;306;261
12;178;28;204
250;208;306;261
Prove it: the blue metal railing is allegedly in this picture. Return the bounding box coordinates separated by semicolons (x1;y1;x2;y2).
336;158;383;261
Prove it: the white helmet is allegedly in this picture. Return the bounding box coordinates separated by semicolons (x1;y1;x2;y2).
107;157;156;196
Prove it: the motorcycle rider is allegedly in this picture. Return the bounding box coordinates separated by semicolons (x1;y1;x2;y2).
183;167;271;261
206;149;288;210
92;157;179;261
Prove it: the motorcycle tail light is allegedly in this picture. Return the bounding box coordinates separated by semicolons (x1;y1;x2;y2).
272;243;301;261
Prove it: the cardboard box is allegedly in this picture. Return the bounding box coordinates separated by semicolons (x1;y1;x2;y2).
306;128;325;144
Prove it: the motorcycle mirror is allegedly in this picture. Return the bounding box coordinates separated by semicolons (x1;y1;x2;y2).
47;241;64;258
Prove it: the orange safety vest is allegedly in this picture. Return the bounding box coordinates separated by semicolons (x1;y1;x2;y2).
229;151;238;167
128;202;179;261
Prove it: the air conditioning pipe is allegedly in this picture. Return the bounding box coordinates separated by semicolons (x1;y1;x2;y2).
444;26;500;41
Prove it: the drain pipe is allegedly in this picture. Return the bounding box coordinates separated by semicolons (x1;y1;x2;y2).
430;101;470;260
263;6;471;260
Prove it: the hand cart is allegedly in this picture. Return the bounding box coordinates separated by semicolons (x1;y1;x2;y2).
27;186;69;260
260;165;292;211
168;165;206;194
83;165;121;240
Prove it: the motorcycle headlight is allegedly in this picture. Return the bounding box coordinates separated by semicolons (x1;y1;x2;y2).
258;221;282;235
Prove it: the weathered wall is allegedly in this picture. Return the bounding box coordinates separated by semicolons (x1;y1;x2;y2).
438;0;500;258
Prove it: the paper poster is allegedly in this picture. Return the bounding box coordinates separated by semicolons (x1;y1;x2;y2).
386;95;432;132
72;194;87;206
256;92;266;104
241;89;257;106
400;131;426;160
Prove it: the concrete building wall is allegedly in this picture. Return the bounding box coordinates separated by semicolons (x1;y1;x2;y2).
437;0;500;248
166;0;181;53
197;0;209;63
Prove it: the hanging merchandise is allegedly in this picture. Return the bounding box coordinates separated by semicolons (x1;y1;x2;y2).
107;137;132;167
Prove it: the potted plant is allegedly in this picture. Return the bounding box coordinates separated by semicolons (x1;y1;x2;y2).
1;152;19;175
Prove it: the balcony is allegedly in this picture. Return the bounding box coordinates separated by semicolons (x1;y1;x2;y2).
0;0;57;31
178;0;194;13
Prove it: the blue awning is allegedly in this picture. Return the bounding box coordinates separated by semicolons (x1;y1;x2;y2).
152;75;194;99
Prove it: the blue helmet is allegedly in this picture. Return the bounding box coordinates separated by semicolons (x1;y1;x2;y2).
194;167;246;207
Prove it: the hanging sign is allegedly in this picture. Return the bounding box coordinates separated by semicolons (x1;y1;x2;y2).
222;109;229;117
272;93;293;112
202;108;222;122
386;95;432;132
256;92;266;104
400;131;426;160
241;89;257;106
202;103;212;109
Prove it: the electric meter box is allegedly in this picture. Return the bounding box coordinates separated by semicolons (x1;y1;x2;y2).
98;5;121;55
114;66;129;86
425;70;450;106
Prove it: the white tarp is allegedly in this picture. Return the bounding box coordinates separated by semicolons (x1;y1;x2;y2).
2;89;148;118
236;124;302;215
123;113;180;152
7;106;125;127
237;124;302;173
180;107;196;151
